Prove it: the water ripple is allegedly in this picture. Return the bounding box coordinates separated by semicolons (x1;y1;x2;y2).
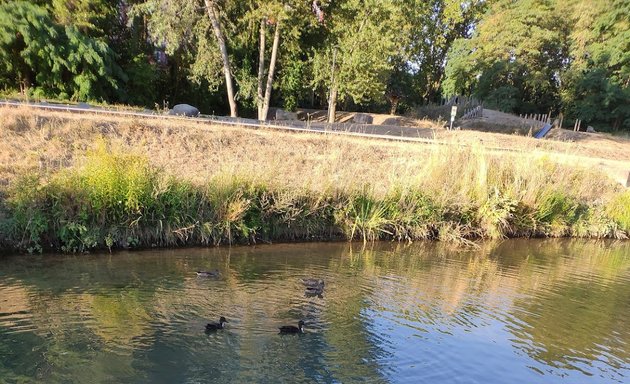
0;240;628;383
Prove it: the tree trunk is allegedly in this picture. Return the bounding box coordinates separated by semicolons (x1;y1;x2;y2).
327;47;338;124
261;22;281;121
204;0;238;117
327;84;338;123
257;19;266;120
389;97;399;115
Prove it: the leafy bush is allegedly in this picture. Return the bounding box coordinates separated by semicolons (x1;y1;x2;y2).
607;191;630;232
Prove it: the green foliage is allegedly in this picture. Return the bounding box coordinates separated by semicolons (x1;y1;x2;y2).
187;17;223;92
0;0;626;123
3;173;48;253
51;0;115;36
279;57;307;112
442;38;476;98
63;25;126;101
484;85;520;113
445;0;630;129
478;189;519;239
408;0;489;102
0;1;124;101
334;188;442;243
444;0;566;114
311;0;402;106
336;191;394;242
559;0;630;130
76;144;155;219
0;1;63;91
534;190;588;236
120;54;160;107
565;68;630;130
1;148;628;253
607;191;630;232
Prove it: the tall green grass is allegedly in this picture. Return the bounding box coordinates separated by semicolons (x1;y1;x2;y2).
0;146;627;253
607;191;630;232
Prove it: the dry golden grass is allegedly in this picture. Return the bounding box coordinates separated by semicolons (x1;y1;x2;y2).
2;106;630;252
0;105;625;204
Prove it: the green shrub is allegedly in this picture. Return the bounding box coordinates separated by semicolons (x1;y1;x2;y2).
607;191;630;232
0;147;627;253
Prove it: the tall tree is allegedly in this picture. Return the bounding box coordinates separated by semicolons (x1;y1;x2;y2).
443;0;569;113
443;0;629;129
407;0;489;103
562;0;630;130
251;2;286;120
131;0;238;116
312;0;402;123
231;0;312;120
0;1;123;100
204;0;237;117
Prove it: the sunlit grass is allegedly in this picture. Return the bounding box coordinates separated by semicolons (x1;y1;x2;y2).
0;107;628;252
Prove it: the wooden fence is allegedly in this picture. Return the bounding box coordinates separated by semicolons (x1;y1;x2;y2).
461;105;483;119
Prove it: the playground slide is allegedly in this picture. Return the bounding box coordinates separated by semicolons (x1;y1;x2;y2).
534;123;552;139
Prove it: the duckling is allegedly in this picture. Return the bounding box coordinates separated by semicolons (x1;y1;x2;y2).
279;320;305;334
305;286;324;298
197;269;220;278
302;278;324;289
205;316;228;331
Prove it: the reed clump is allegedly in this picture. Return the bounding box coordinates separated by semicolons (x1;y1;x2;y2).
0;143;627;253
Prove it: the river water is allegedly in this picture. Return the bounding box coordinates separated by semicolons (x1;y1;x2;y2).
0;240;629;383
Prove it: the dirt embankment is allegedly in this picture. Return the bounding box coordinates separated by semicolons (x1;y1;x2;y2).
1;106;629;190
276;106;630;186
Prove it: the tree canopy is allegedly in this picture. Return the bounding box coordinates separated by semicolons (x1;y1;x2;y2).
444;0;630;130
0;0;627;130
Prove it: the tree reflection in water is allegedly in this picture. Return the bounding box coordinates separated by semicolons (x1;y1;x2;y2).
0;239;629;383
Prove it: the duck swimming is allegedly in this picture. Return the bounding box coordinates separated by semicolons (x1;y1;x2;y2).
302;278;324;289
303;279;325;297
197;270;220;278
205;316;228;331
279;320;305;334
305;286;324;298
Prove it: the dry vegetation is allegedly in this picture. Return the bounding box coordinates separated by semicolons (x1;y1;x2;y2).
0;106;629;252
2;106;628;194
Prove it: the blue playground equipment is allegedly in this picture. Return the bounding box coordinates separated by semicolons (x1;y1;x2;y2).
534;123;552;139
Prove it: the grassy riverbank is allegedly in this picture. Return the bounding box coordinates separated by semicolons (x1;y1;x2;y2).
0;107;628;252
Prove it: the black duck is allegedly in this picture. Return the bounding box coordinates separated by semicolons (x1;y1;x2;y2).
279;320;305;334
205;316;228;331
197;270;220;278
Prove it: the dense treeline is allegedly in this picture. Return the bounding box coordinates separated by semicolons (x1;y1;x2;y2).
0;0;628;129
445;0;630;130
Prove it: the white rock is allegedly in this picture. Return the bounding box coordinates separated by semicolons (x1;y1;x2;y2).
168;104;200;117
